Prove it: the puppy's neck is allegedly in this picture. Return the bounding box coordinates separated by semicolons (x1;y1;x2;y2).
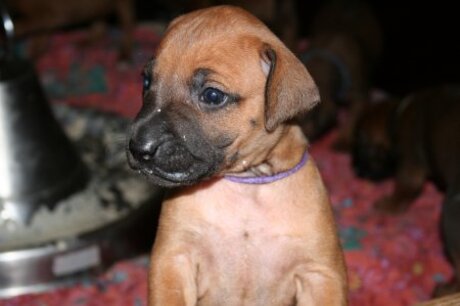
236;125;308;179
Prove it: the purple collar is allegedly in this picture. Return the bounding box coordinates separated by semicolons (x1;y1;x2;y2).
224;151;309;184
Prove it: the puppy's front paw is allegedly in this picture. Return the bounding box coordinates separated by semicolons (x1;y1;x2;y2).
374;196;409;215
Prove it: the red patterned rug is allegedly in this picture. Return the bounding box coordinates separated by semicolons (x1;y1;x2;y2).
0;27;452;306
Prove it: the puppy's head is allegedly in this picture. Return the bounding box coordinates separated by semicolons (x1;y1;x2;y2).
352;100;398;181
127;6;319;187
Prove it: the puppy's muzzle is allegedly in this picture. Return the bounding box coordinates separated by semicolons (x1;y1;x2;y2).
127;113;222;187
129;134;191;177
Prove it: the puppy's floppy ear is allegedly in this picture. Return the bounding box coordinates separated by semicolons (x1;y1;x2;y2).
260;43;320;132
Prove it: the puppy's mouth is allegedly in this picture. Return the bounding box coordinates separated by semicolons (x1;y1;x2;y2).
128;139;222;187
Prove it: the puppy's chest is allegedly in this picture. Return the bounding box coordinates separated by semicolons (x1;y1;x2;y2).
192;201;306;305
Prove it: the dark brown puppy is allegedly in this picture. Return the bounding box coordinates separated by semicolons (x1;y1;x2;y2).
352;85;460;296
299;1;382;150
127;5;347;305
6;0;134;61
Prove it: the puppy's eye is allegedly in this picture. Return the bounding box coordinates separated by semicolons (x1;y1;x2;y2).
142;73;152;91
201;87;227;106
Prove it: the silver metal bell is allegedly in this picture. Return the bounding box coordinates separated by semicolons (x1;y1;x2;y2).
0;57;89;224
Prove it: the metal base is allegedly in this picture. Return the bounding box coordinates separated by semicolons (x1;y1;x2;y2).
0;190;162;298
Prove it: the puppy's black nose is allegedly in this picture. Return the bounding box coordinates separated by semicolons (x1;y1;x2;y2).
128;138;157;163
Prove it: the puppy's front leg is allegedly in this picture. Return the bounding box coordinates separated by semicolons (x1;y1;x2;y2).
149;251;197;306
295;266;347;306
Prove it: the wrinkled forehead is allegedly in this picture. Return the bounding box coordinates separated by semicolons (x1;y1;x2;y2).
155;34;263;81
151;7;275;80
